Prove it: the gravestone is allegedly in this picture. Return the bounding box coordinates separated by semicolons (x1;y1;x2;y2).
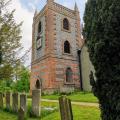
12;93;18;113
20;94;27;113
59;96;73;120
0;92;3;109
18;107;25;120
6;92;11;110
32;89;41;117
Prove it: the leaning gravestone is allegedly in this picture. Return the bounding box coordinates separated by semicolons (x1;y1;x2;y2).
59;96;73;120
18;107;25;120
0;92;3;109
12;93;18;113
20;94;27;113
6;92;11;110
32;89;41;117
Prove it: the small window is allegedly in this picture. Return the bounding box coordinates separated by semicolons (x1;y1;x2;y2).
38;21;42;33
63;18;69;30
64;41;70;54
66;67;73;83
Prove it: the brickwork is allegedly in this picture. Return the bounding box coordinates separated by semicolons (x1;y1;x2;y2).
30;0;83;93
31;56;80;92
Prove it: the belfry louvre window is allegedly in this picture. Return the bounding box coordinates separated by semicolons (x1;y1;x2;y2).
63;18;69;30
66;67;73;83
64;41;70;54
38;21;42;33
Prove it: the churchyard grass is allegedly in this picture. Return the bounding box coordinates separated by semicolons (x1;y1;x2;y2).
42;92;98;103
41;101;100;120
0;101;100;120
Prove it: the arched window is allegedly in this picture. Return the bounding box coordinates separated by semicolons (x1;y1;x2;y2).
66;67;73;83
38;21;42;33
63;18;69;30
64;41;70;54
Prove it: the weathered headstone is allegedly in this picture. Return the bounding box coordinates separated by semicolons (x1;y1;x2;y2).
0;92;3;109
6;92;11;110
59;96;73;120
20;94;27;113
12;93;18;113
18;107;25;120
32;89;41;117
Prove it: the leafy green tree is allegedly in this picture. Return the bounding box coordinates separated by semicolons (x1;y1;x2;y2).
84;0;120;119
14;66;30;93
0;0;22;80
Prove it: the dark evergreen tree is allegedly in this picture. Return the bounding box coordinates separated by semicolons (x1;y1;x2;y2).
84;0;120;119
0;45;2;64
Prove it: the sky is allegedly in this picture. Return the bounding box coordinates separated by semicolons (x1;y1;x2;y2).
9;0;86;66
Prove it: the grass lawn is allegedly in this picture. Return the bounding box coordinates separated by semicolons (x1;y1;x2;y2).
42;92;98;103
0;101;100;120
42;102;100;120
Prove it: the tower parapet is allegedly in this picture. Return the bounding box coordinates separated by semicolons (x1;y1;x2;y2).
34;1;79;22
52;2;75;18
47;0;54;3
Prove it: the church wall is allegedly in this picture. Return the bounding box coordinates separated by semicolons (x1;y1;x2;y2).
55;58;80;89
54;13;77;58
34;16;46;60
30;57;54;91
30;56;80;92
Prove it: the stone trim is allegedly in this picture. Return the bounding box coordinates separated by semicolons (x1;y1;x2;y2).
32;54;78;66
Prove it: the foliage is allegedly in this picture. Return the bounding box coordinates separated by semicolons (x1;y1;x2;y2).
0;65;30;92
0;79;13;92
0;0;22;80
14;66;30;92
84;0;120;119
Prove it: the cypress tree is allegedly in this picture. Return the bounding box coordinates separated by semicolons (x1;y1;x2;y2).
0;45;2;64
84;0;120;119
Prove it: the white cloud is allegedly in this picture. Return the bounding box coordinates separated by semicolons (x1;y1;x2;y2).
8;0;34;66
28;2;36;11
62;1;74;10
34;0;40;4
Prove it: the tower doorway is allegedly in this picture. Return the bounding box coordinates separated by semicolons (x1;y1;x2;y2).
35;79;41;89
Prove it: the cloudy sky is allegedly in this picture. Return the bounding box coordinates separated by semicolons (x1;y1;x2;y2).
9;0;86;66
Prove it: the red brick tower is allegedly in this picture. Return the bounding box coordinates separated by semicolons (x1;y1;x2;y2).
30;0;84;93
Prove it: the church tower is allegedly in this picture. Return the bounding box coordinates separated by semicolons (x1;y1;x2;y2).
30;0;84;93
